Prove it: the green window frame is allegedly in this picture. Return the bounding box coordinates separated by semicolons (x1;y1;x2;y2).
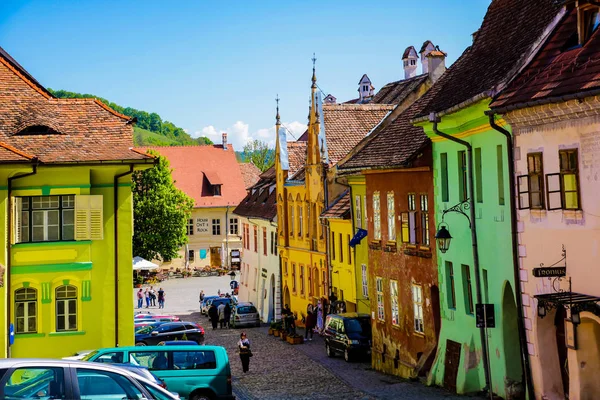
19;195;75;243
56;285;77;332
15;288;37;334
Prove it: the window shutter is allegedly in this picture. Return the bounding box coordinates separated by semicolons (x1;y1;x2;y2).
517;175;531;210
546;173;563;211
75;195;104;240
12;197;22;244
409;211;417;244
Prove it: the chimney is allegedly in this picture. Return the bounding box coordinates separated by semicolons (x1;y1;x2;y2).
419;40;435;74
222;133;228;150
402;46;418;80
427;47;447;83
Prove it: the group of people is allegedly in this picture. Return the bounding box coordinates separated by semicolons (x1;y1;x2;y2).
282;300;326;341
207;301;232;329
136;286;165;309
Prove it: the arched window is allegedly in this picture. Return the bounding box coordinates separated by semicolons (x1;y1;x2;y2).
15;288;37;333
56;285;77;332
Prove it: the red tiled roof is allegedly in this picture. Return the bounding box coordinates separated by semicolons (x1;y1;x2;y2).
491;7;600;110
142;145;248;208
0;48;150;164
371;74;429;104
321;190;351;219
204;171;223;185
403;46;417;59
417;0;564;118
287;141;307;177
239;162;262;189
233;165;277;221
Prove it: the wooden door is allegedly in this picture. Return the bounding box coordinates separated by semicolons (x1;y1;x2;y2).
444;339;461;391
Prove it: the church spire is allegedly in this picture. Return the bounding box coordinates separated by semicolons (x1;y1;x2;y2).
275;94;281;127
311;53;317;90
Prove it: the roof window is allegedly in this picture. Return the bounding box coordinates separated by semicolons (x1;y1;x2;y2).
578;2;600;45
16;125;61;135
212;184;222;196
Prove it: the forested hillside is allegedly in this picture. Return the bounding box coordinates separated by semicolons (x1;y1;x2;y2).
48;89;212;147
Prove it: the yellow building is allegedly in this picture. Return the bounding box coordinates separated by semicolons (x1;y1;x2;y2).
143;139;260;272
0;47;153;358
276;65;392;322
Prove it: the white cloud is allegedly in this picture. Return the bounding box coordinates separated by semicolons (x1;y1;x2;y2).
193;120;307;151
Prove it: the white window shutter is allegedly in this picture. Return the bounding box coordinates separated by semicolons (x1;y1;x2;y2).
75;195;104;241
12;197;22;244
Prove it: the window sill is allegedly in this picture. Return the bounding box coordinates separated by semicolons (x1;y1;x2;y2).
13;240;92;248
413;331;425;338
563;210;583;219
49;331;86;337
15;332;45;338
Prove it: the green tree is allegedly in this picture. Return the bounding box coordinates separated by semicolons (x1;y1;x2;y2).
132;152;194;262
242;140;274;172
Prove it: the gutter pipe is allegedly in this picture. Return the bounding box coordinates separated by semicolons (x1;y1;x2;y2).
114;164;134;347
431;117;493;397
487;113;535;399
6;163;38;357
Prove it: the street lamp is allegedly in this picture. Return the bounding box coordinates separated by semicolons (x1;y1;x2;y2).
537;303;547;318
571;308;581;325
435;224;453;254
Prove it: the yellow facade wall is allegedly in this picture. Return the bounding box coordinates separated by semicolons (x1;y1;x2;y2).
329;219;356;311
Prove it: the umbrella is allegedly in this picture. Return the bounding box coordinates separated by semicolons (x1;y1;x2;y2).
133;256;159;271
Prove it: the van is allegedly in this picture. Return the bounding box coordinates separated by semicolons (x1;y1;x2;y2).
323;313;372;362
82;345;234;400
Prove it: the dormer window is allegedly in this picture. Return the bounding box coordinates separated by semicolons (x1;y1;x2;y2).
204;171;223;197
213;184;222;196
16;125;61;135
578;2;600;45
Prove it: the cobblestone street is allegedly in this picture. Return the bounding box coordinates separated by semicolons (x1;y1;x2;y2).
180;312;483;400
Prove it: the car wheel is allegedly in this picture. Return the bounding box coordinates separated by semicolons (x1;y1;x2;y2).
190;391;214;400
135;342;147;346
344;348;352;362
326;342;334;358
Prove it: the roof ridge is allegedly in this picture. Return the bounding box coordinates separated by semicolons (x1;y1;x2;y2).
323;104;394;110
0;56;52;100
142;144;227;149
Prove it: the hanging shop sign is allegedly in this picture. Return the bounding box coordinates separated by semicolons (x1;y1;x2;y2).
532;266;566;278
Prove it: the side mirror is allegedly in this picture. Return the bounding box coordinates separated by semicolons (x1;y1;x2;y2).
151;331;158;336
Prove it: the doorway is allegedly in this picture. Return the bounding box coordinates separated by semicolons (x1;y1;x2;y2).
554;306;569;396
576;314;600;399
501;283;523;383
431;285;441;340
269;274;275;322
444;339;461;391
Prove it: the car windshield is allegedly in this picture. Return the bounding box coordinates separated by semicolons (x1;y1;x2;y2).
237;306;257;314
345;318;370;334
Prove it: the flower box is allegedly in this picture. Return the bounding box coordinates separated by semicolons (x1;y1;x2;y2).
273;330;281;337
268;328;274;336
280;332;287;341
287;335;304;345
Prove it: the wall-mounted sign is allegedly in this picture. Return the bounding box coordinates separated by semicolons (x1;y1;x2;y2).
532;267;566;278
475;304;495;328
196;218;210;234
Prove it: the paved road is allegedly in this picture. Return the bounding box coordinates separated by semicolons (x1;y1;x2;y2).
181;311;484;400
133;275;234;315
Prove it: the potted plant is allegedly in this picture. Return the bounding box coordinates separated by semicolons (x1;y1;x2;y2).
280;331;287;341
287;333;303;345
269;321;282;335
273;329;281;337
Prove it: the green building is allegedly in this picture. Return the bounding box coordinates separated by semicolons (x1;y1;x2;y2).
411;0;564;397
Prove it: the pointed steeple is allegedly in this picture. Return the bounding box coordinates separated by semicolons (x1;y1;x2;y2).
307;54;321;167
311;53;317;90
275;94;281;128
275;95;288;171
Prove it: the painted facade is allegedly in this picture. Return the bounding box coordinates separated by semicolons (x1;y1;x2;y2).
0;46;153;358
234;167;280;323
348;175;370;314
489;3;600;398
144;141;258;272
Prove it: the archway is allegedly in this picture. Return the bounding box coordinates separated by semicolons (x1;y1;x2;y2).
269;274;275;322
535;306;566;398
431;285;441;341
573;313;600;399
501;282;523;393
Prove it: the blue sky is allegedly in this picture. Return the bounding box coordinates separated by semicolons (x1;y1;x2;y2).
0;0;490;150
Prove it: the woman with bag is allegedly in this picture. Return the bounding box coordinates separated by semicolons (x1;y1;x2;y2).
238;332;252;373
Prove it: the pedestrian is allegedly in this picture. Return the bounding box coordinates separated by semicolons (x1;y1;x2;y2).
199;290;205;302
157;288;165;309
208;303;219;330
224;303;231;329
217;289;221;296
145;288;151;308
304;310;316;341
136;288;143;309
218;302;226;329
238;332;252;373
150;286;156;307
316;299;324;333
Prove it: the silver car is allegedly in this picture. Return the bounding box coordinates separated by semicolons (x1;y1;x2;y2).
0;358;179;399
230;302;261;328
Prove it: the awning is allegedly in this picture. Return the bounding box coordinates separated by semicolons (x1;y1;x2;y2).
349;228;368;248
535;291;600;313
133;256;159;271
204;171;223;185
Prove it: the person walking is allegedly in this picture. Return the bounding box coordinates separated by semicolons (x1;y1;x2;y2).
304;310;316;341
238;332;251;373
199;290;205;302
150;286;157;307
144;288;151;308
218;302;226;329
316;299;324;333
224;303;232;329
136;289;143;309
208;303;219;330
157;288;165;309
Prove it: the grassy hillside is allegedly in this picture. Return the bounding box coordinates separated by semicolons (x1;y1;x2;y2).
134;127;180;146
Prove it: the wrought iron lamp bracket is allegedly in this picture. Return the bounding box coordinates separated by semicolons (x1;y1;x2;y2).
440;200;472;228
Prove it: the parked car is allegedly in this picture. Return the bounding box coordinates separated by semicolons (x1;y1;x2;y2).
200;296;220;315
62;349;94;361
83;345;234;400
0;359;178;399
135;321;165;333
112;363;168;389
323;313;372;362
135;322;205;346
158;340;199;346
135;314;180;322
230;302;261;328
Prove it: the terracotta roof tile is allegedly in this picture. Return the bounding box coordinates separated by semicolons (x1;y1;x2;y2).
371;74;429;104
287;141;307;177
141;145;248;208
417;0;564;118
239;162;262;189
233;167;277;221
491;8;600;110
321;190;351;219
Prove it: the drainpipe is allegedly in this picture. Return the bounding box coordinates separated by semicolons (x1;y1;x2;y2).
431;117;492;396
7;163;38;357
488;113;534;399
114;165;134;347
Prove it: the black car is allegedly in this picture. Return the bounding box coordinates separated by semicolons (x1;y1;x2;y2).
135;321;205;346
323;313;372;362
